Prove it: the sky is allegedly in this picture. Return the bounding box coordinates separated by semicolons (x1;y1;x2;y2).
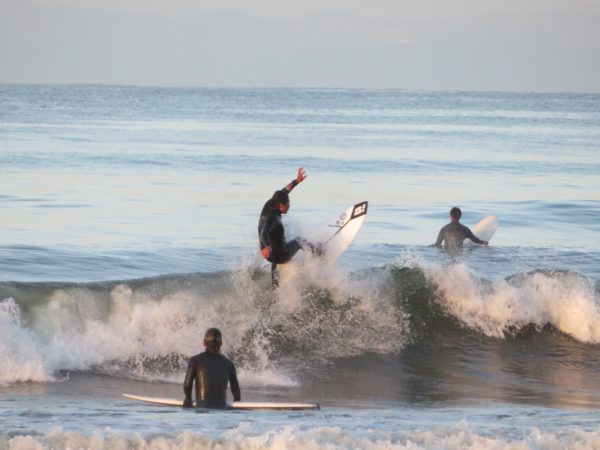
1;0;599;91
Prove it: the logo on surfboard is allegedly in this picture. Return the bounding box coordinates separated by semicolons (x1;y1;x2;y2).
352;202;367;219
336;212;348;227
333;201;368;228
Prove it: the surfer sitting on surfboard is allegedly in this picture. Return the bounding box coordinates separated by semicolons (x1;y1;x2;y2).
183;328;241;409
258;167;322;288
433;207;488;251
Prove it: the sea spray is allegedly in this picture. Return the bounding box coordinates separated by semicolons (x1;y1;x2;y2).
423;263;600;342
0;298;50;384
3;257;599;388
0;264;409;386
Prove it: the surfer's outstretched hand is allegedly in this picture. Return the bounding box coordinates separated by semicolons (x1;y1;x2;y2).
296;167;307;184
481;241;489;247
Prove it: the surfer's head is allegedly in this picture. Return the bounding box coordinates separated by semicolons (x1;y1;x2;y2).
272;190;290;214
450;207;462;221
204;328;223;354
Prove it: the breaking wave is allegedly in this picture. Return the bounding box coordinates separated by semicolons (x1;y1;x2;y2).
1;259;599;386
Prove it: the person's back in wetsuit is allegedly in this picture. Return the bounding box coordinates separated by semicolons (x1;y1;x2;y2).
183;328;240;409
433;207;488;251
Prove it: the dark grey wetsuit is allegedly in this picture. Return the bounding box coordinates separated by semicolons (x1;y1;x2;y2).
183;351;240;409
258;203;302;265
434;221;484;250
257;178;304;288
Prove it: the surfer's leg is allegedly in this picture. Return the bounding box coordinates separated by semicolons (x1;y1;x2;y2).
285;239;302;258
271;263;279;290
270;241;301;266
270;241;305;289
297;238;323;257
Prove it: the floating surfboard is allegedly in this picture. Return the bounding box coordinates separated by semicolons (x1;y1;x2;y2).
321;201;368;263
122;393;320;411
465;215;499;246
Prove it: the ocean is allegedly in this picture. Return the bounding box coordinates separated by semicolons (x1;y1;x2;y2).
1;85;600;449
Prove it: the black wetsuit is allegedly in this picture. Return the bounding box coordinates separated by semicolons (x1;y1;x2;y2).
434;221;484;250
258;199;302;265
183;351;241;409
258;178;320;288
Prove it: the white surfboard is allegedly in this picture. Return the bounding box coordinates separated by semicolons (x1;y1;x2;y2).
122;393;320;411
321;201;368;263
465;215;499;246
275;201;367;287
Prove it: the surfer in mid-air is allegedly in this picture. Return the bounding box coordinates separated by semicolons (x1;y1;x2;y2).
433;207;488;251
183;328;241;409
258;167;321;288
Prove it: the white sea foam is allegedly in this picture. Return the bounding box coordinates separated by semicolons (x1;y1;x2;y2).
3;257;598;387
1;283;241;385
0;298;52;384
4;423;600;450
237;368;298;388
5;254;597;388
423;263;600;342
0;262;407;385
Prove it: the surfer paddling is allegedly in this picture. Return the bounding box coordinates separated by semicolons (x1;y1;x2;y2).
183;328;241;409
258;167;322;288
433;207;488;251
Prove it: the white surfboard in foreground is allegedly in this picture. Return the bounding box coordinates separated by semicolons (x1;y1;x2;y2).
122;393;320;410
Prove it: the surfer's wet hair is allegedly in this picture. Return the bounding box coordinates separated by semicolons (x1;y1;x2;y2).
271;190;290;205
204;328;223;353
450;207;462;220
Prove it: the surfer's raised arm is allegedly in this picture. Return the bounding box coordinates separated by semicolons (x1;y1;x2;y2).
282;167;307;193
